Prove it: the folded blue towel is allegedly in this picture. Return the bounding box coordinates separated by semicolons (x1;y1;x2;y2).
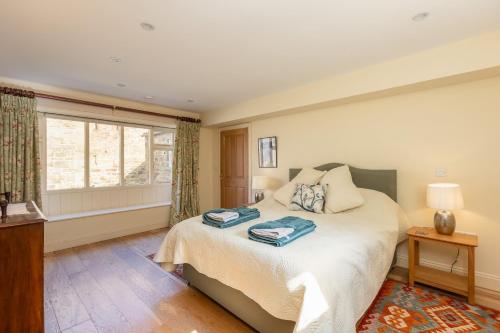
202;207;260;228
248;216;316;247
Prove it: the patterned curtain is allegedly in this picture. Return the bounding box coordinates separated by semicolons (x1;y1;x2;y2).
0;91;41;207
169;120;201;226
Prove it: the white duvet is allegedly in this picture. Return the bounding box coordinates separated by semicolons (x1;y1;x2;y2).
154;189;408;333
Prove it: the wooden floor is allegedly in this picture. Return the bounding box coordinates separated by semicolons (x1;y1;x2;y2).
44;228;255;333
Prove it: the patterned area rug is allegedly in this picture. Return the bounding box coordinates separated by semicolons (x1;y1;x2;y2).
146;253;185;282
357;279;500;333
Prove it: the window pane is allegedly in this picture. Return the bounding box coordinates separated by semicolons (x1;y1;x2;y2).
153;149;173;183
153;128;173;145
46;118;85;190
124;127;149;185
89;123;120;187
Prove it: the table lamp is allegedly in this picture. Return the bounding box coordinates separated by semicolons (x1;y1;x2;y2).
252;176;272;203
427;183;464;235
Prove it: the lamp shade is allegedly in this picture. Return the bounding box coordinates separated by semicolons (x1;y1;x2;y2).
427;183;464;210
252;176;272;190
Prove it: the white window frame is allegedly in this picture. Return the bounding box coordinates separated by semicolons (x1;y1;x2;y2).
44;114;175;193
121;123;151;187
151;128;175;185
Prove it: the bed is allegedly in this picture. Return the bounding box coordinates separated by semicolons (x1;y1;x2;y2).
154;163;409;333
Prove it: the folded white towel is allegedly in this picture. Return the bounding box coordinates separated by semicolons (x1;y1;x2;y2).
251;227;295;239
207;211;239;222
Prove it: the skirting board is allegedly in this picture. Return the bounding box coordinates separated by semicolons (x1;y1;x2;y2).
44;222;167;253
396;255;500;311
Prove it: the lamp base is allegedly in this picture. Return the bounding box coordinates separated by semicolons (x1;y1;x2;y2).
254;192;264;203
434;210;456;235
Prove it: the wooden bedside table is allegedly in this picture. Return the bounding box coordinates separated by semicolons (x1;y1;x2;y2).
407;226;478;304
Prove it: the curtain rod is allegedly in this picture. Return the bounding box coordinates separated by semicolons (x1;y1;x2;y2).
0;86;201;124
41;111;176;130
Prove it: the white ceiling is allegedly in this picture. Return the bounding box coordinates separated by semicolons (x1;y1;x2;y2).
1;0;500;112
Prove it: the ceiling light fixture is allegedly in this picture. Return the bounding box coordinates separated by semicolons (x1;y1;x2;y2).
117;83;127;88
140;22;155;31
144;95;154;100
109;56;122;63
412;12;429;22
187;98;195;103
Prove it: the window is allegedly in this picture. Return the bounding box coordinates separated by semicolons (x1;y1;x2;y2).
45;115;174;191
152;128;174;184
124;127;150;185
153;128;174;145
153;150;173;183
89;122;121;187
46;118;85;190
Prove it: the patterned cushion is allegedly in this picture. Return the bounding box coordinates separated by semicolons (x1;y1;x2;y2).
288;184;327;213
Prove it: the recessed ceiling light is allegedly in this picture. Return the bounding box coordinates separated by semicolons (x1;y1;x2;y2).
117;83;127;88
109;56;122;63
144;95;154;100
187;98;195;103
140;22;155;31
412;12;429;22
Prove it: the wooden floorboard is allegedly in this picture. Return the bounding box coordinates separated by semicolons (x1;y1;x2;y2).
70;269;134;333
45;228;255;333
57;248;87;276
76;244;164;333
45;255;91;331
44;284;62;333
63;320;99;333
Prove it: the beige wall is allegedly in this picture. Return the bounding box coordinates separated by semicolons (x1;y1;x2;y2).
199;127;220;211
245;75;500;292
202;29;500;126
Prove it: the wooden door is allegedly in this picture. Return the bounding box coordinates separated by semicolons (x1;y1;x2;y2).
220;128;249;208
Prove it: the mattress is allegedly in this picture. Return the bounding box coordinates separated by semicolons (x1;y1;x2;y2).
154;188;409;333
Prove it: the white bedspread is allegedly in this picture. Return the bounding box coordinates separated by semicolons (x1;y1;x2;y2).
154;189;408;333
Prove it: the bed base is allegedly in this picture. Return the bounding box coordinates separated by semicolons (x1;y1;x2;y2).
184;242;404;333
184;264;296;333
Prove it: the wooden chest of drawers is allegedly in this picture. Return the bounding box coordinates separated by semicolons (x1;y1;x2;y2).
0;201;46;333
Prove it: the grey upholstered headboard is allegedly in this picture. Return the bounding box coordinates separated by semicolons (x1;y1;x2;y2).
289;163;397;202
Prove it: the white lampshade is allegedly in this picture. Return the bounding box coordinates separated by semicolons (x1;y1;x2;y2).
427;183;464;210
252;176;272;190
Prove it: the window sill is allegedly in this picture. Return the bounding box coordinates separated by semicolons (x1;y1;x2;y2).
47;202;171;222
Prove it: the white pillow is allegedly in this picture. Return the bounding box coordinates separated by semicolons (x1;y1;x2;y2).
273;168;326;206
320;165;364;213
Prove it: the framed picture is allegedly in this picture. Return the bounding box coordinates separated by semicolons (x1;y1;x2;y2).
258;136;277;168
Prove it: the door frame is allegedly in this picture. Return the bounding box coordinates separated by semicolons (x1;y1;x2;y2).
218;123;252;206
